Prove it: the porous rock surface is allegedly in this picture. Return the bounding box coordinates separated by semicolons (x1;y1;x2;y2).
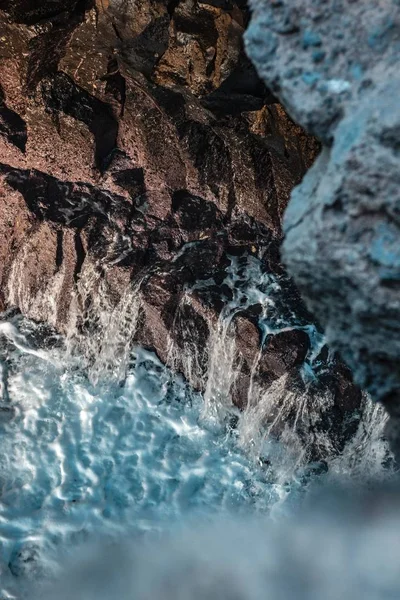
0;0;362;458
245;0;400;451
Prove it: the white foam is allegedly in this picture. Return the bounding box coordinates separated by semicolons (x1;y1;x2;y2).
0;334;278;598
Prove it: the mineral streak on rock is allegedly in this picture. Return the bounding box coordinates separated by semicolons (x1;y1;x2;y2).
0;0;362;459
245;0;400;451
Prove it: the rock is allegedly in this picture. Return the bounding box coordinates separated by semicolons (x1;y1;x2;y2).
258;329;310;381
0;0;84;24
245;0;400;453
233;313;261;366
245;0;400;144
8;542;43;579
0;0;362;461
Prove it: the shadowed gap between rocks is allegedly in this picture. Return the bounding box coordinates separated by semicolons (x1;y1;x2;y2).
0;83;27;152
41;72;119;171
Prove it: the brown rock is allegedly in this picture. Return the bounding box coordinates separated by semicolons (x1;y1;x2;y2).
258;329;311;381
0;0;361;462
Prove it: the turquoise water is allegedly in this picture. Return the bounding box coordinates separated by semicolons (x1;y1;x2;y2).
0;319;285;597
0;297;392;598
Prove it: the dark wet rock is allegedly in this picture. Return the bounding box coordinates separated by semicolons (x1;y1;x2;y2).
25;17;84;94
245;0;400;454
259;329;310;381
0;0;89;25
0;164;130;226
0;404;15;421
0;0;363;461
201;52;276;115
8;542;43;579
233;313;261;363
118;15;171;77
314;358;362;416
172;190;223;234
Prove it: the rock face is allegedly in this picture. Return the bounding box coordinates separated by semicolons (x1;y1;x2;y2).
245;0;400;452
0;0;362;460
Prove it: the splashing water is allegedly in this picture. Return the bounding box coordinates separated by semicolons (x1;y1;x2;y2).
66;261;143;385
0;253;394;598
0;317;277;598
0;316;392;598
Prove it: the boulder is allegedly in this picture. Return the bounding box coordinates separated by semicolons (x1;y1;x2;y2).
245;0;400;454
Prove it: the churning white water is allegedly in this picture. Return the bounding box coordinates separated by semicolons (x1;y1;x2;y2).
0;318;274;598
0;315;392;599
0;254;394;599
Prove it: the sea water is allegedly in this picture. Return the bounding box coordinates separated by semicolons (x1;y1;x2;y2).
0;254;394;598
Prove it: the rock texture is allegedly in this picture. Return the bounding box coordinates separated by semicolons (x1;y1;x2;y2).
0;0;363;460
245;0;400;453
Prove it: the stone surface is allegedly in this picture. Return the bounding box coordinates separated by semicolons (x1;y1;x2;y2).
0;0;362;460
245;0;400;452
258;329;310;381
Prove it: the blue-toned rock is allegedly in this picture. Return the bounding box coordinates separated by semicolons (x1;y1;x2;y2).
245;0;400;453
